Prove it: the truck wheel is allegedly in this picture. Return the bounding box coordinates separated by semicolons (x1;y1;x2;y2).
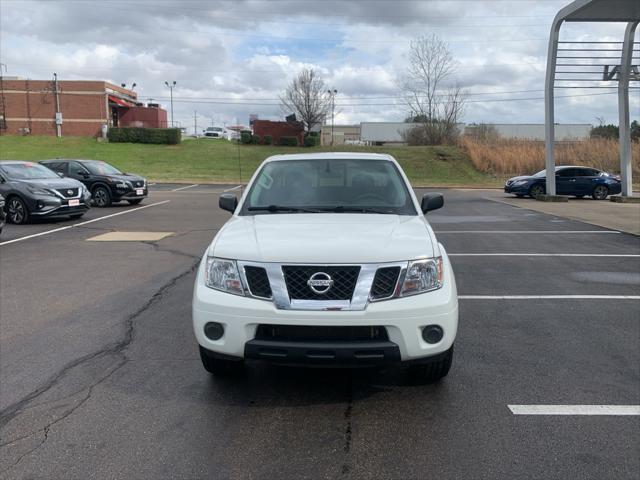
408;345;454;383
199;346;244;376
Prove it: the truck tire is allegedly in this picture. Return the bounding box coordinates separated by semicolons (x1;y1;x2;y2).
408;345;454;383
199;346;244;376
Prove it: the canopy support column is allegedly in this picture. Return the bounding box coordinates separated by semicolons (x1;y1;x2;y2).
544;18;563;196
618;21;638;197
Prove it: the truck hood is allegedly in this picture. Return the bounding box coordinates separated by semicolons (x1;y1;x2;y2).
211;214;435;263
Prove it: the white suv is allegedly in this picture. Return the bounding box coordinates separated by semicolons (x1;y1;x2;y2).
192;153;458;382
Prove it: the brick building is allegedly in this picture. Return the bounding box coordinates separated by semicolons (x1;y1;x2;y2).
252;119;304;145
0;78;167;137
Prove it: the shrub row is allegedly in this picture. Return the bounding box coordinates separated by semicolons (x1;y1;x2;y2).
108;127;181;144
237;133;322;147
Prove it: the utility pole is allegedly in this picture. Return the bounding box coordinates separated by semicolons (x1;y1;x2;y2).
0;63;7;135
327;89;337;146
53;72;62;137
194;110;197;137
164;80;176;127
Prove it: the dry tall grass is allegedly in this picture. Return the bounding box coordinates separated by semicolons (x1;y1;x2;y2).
460;137;640;176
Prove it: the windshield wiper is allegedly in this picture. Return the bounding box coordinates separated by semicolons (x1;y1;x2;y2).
319;206;396;214
248;205;322;213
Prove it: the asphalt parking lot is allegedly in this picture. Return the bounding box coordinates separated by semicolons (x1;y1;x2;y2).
1;185;638;479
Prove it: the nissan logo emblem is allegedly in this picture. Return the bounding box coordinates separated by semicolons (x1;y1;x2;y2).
67;189;74;196
307;272;334;294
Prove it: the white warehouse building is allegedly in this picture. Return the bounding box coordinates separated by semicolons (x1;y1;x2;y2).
360;122;592;144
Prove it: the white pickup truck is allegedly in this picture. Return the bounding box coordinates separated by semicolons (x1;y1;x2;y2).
192;153;458;382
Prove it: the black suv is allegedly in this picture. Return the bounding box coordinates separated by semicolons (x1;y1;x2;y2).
40;159;148;207
0;160;90;224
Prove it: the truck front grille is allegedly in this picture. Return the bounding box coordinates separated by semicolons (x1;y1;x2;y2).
255;325;389;342
370;266;401;300
244;266;272;298
282;265;360;300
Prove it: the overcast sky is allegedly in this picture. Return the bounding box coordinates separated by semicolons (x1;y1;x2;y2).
1;0;638;131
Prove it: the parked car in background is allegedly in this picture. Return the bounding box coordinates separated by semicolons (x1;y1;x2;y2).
203;127;226;138
504;166;622;200
40;159;148;207
0;161;90;224
0;194;6;234
193;152;458;382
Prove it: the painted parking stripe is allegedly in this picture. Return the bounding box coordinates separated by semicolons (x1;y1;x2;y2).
223;185;243;192
171;184;199;192
0;200;171;246
459;295;640;300
449;253;640;258
508;405;640;416
435;230;621;234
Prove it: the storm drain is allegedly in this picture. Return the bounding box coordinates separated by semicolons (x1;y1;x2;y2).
87;232;174;242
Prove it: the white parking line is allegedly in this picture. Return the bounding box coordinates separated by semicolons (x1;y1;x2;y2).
0;200;171;246
449;253;640;258
223;185;242;192
508;405;640;416
459;295;640;300
435;230;621;234
171;184;199;192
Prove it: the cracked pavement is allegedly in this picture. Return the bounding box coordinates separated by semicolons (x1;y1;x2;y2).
0;186;638;479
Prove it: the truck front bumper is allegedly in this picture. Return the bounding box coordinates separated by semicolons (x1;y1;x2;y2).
192;253;458;365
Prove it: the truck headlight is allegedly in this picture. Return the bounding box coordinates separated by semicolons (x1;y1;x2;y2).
512;180;528;186
400;257;443;296
204;257;244;295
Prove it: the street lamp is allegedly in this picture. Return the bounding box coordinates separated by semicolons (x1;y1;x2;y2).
165;80;177;127
327;89;337;146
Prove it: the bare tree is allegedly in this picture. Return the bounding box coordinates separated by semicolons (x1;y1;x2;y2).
280;68;330;134
401;34;465;145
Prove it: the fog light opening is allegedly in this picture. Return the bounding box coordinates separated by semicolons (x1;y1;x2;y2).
204;322;224;340
422;325;443;344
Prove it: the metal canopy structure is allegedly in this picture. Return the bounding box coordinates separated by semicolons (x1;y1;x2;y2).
545;0;640;197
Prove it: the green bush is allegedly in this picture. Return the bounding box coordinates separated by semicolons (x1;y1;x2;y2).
304;135;320;147
279;136;299;147
240;130;252;144
251;135;260;144
107;127;181;145
263;135;272;145
309;131;320;137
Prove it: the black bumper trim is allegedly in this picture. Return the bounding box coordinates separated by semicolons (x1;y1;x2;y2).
244;339;401;366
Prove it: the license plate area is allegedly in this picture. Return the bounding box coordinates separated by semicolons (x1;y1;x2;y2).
136;189;144;195
68;199;80;207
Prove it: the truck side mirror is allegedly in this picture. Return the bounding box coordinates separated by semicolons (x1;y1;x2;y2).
219;193;238;213
421;193;444;214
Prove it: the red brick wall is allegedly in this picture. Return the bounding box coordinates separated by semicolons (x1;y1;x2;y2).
0;80;137;137
252;120;304;144
118;106;168;128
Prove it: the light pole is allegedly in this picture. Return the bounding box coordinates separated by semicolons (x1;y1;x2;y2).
164;80;176;127
327;89;337;146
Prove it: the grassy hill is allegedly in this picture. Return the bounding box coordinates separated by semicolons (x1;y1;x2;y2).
0;136;498;186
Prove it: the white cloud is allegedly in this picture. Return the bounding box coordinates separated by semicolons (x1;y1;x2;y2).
1;0;637;131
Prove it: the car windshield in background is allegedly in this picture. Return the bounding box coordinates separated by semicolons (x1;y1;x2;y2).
242;159;416;215
0;162;60;180
84;161;122;175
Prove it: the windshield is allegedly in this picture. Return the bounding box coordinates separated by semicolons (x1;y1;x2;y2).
83;161;123;175
241;159;416;215
0;162;60;180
